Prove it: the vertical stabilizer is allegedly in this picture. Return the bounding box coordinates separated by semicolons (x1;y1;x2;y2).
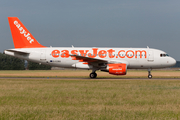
8;17;45;48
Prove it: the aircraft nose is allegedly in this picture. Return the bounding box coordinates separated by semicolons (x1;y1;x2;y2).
170;57;176;66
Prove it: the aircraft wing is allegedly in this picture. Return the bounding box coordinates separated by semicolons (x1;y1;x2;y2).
70;54;108;63
70;54;128;64
70;54;129;69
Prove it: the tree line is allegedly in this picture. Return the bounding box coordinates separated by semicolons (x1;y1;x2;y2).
0;53;51;70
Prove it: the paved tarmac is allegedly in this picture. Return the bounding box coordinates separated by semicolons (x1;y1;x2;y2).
0;77;180;80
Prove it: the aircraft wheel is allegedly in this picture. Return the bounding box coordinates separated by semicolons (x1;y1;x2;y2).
148;74;152;79
89;72;97;78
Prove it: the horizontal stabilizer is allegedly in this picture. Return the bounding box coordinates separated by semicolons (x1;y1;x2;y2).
4;49;30;55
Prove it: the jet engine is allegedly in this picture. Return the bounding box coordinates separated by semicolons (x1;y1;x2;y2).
107;63;127;75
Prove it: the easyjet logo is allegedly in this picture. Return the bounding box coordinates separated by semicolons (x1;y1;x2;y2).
112;68;122;70
14;21;34;44
51;48;147;59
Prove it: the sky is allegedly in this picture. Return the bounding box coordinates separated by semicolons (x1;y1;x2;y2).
0;0;180;60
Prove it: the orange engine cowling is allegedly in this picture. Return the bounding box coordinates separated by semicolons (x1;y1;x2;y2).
108;63;127;75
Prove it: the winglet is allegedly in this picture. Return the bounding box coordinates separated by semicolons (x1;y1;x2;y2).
8;17;46;48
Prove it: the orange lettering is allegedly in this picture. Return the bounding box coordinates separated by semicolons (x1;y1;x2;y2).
88;48;98;58
118;50;125;58
61;50;69;58
126;50;134;58
135;50;147;58
71;50;78;55
99;50;107;58
51;50;60;58
79;50;89;57
107;49;115;58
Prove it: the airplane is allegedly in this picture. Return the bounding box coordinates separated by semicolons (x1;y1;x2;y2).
4;17;176;79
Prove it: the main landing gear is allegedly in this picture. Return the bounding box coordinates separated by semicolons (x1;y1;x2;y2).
89;70;97;78
148;69;152;79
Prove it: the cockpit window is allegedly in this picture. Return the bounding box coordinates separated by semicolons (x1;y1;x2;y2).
160;53;169;57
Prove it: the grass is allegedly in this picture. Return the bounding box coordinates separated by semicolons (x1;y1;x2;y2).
0;78;180;119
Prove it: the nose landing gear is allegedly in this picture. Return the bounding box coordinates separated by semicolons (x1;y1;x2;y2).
148;69;152;79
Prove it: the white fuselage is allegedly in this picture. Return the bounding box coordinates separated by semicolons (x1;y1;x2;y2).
4;47;176;70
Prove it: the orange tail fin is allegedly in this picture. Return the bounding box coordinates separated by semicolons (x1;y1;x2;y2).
8;17;45;48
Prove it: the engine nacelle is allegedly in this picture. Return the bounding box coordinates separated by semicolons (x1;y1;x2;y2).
107;63;127;75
